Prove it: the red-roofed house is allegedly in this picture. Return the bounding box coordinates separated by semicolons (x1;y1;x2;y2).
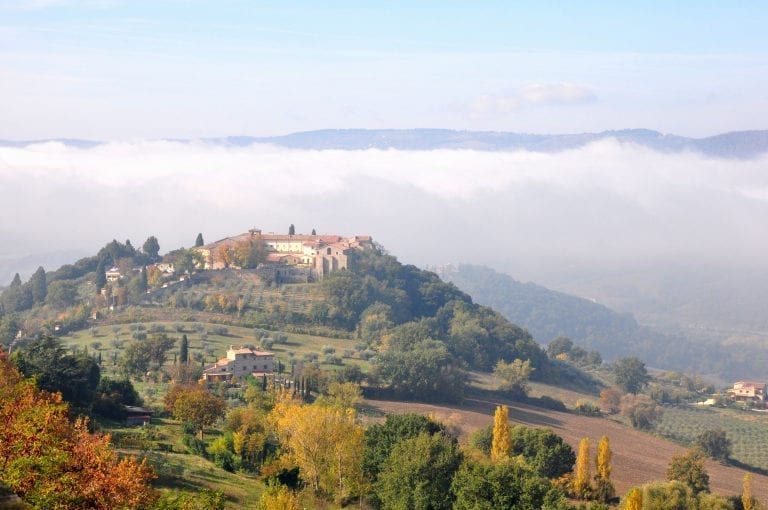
194;227;374;281
729;381;766;401
202;345;275;383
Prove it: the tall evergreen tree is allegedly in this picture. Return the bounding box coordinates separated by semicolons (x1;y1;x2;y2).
491;405;510;463
195;233;205;247
95;259;107;290
10;273;21;287
30;266;47;304
142;236;160;261
180;334;189;364
311;228;317;236
288;224;295;235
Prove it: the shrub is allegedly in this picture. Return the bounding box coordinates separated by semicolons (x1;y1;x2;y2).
182;435;208;457
321;345;336;355
360;349;376;360
575;400;601;417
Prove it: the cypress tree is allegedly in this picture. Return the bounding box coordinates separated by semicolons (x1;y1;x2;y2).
195;233;204;247
10;273;21;287
288;224;295;235
180;334;189;364
95;259;107;290
30;266;47;304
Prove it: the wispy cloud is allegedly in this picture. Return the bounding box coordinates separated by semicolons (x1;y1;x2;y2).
470;82;596;118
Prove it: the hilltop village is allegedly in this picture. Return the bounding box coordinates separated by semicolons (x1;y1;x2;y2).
195;228;373;283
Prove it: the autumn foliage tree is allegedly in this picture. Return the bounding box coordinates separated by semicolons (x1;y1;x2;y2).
270;398;364;502
573;437;592;499
594;435;615;503
491;405;511;463
743;472;755;510
166;384;226;439
0;348;157;509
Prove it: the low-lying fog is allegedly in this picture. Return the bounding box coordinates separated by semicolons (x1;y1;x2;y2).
2;139;768;334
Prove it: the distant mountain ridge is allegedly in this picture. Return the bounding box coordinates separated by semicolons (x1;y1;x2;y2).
3;128;768;158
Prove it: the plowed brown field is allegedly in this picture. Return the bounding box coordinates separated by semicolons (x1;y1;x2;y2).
367;395;768;498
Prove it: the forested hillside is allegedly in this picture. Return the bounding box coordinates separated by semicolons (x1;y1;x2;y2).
438;264;767;382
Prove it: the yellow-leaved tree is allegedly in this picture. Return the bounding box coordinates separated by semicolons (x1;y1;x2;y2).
574;437;592;499
743;472;754;510
271;399;364;502
594;435;615;502
623;487;643;510
490;404;510;463
258;485;300;510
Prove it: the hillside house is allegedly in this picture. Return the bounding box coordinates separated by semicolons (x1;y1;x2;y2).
194;228;373;282
728;381;766;402
202;346;275;383
105;267;122;282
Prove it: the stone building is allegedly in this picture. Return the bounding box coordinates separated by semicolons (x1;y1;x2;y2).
195;228;373;282
202;346;275;383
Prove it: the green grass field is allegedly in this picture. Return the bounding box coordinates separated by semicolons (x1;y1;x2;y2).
657;405;768;471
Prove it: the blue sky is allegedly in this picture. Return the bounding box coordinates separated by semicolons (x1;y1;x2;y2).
2;0;767;138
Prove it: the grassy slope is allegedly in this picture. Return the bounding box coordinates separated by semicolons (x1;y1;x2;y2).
62;320;367;382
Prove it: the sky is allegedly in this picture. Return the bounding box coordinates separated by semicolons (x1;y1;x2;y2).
1;0;767;139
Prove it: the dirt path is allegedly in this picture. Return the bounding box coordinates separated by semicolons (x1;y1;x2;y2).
367;396;768;498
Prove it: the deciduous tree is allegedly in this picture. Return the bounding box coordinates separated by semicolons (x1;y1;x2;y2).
0;349;157;509
624;487;643;510
271;400;364;501
594;435;615;503
695;429;732;462
169;385;227;439
574;437;592;499
743;472;754;510
494;358;533;398
376;432;462;510
491;404;510;463
613;357;650;394
667;449;709;495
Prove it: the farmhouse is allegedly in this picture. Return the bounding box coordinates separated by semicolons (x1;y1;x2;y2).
202;345;275;383
195;228;373;281
728;381;766;401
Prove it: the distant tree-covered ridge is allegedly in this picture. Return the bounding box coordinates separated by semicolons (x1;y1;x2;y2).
438;264;767;381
